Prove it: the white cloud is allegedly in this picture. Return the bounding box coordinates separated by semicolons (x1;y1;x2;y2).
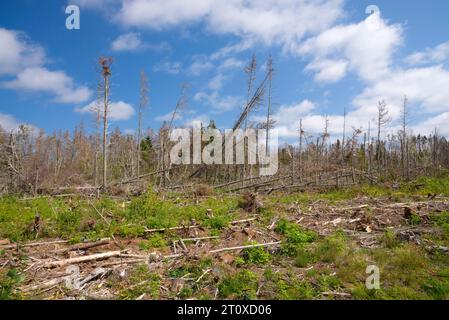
111;32;144;51
76;101;135;121
298;12;403;83
405;41;449;65
354;65;449;116
208;74;226;90
254;100;320;138
188;55;244;77
3;67;91;104
116;0;344;48
267;63;449;140
414;112;449;136
210;39;255;61
0;113;36;133
0;28;92;104
117;0;213;29
153;60;182;75
219;58;244;70
194;91;243;114
111;32;170;52
0;113;21;132
155;111;181;122
183;115;211;128
188;58;213;76
124;129;136;135
70;0;120;10
305;59;348;83
0;28;45;76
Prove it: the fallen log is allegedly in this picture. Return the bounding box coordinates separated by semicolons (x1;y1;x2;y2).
230;218;257;224
145;218;257;233
1;239;69;250
55;238;111;254
145;225;199;233
42;251;123;268
21;277;67;293
209;241;282;254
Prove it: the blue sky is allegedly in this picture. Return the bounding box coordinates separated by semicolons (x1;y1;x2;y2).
1;0;449;140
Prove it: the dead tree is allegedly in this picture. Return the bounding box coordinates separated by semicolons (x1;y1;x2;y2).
244;54;257;130
376;100;391;174
342;106;347;164
160;84;188;187
244;54;257;180
265;55;275;149
400;95;410;180
99;57;113;190
137;70;149;181
298;119;304;180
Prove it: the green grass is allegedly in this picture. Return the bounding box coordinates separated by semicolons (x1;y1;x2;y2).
218;270;259;300
241;244;271;265
2;178;449;300
167;258;213;279
314;231;348;264
116;264;161;300
275;219;316;257
138;234;167;250
262;268;316;300
0;190;241;242
0;269;24;300
273;175;449;207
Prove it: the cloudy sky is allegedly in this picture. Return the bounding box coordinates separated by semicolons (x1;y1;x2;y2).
1;0;449;140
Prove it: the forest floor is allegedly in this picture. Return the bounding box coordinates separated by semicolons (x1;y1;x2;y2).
1;176;449;300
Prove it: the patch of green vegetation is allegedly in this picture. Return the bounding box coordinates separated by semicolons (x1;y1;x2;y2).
314;231;347;264
126;190;238;232
263;268;316;300
138;234;167;250
274;220;316;258
241;244;271;265
112;224;146;238
0;269;24;300
431;211;449;237
275;219;316;257
294;246;315;268
421;278;449;300
218;270;259;300
202;215;231;230
178;286;194;299
317;273;342;292
403;174;449;196
0;196;118;241
275;185;391;205
381;229;400;249
167;258;213;279
118;264;161;300
408;212;422;226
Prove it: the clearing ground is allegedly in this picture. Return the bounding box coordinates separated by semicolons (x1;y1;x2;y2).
1;177;449;300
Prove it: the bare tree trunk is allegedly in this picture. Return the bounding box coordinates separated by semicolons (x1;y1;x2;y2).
100;57;112;190
299;119;303;181
342;106;346;165
244;54;257;181
137;71;149;182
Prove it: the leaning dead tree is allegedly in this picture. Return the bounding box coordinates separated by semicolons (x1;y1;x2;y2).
160;84;188;187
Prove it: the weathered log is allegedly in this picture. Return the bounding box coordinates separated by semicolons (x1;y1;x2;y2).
42;251;122;268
